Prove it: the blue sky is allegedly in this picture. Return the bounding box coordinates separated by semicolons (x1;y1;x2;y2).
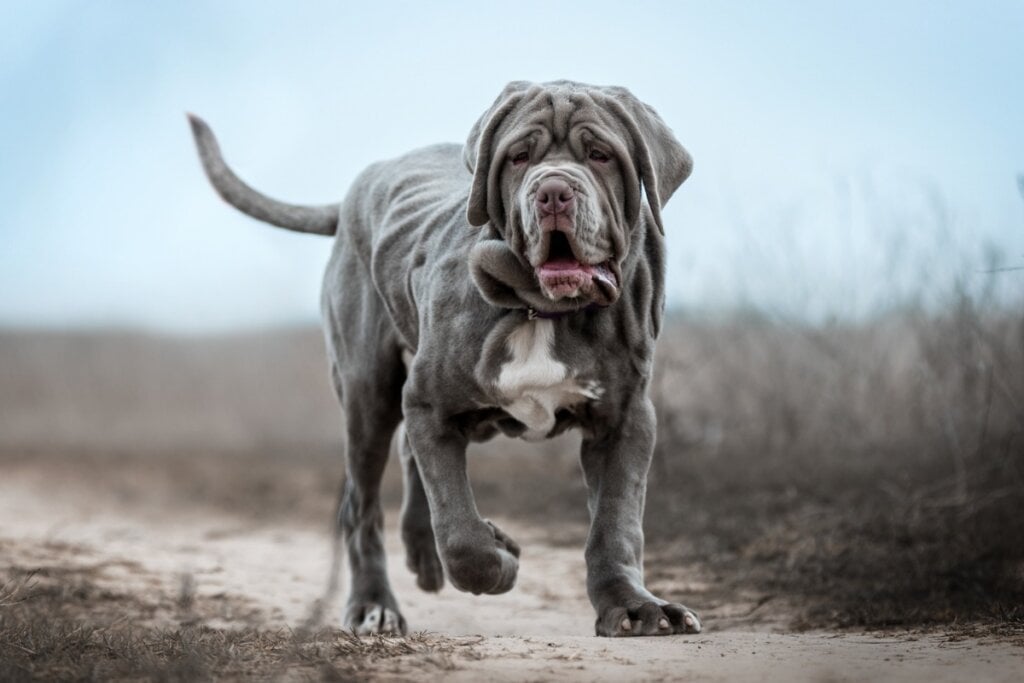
2;1;1022;330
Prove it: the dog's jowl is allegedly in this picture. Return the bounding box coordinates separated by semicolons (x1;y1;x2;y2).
189;80;702;637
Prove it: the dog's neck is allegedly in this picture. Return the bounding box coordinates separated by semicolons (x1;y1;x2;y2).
526;304;603;320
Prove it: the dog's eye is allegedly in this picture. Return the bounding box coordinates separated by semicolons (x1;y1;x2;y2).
511;151;529;166
589;149;611;163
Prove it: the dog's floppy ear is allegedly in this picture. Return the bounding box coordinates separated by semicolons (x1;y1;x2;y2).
464;81;532;228
602;88;692;234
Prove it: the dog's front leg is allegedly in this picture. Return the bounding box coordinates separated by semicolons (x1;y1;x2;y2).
580;394;702;637
403;407;520;596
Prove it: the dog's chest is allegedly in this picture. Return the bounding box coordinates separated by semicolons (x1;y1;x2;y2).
494;319;600;441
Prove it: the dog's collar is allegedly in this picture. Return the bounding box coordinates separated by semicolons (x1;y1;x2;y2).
526;303;604;320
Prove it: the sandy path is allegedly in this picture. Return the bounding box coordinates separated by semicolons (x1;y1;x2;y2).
1;466;1021;682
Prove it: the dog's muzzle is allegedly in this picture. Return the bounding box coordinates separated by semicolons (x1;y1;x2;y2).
527;174;620;306
535;230;618;303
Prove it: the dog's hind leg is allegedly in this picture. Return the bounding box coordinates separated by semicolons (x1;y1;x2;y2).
398;425;445;592
331;356;407;635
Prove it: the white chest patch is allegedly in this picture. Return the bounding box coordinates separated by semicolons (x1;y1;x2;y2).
495;319;602;441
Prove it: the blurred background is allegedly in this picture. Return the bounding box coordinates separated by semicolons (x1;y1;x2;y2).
1;0;1023;651
3;1;1023;330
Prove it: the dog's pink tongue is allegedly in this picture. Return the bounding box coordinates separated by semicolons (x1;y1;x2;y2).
538;258;585;274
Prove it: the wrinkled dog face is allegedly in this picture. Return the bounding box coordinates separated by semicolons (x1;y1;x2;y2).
506;130;623;304
465;81;692;309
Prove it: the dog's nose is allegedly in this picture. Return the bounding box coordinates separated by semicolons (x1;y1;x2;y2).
536;178;574;216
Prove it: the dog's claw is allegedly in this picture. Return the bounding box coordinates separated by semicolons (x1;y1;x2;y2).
597;601;701;637
347;604;407;636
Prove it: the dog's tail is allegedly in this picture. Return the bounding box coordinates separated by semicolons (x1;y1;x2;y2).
187;113;339;236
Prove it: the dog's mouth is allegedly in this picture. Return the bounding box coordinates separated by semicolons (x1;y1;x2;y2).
534;231;619;303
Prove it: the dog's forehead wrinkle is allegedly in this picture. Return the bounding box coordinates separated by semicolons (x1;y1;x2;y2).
551;94;575;141
513;87;598;145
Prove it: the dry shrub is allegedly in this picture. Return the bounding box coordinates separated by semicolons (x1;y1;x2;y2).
646;284;1024;628
1;270;1021;633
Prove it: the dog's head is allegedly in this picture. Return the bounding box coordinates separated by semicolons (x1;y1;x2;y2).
464;80;691;310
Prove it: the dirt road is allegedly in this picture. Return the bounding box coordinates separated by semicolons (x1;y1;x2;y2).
1;459;1020;682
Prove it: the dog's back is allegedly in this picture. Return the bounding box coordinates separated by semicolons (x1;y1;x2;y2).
324;142;481;353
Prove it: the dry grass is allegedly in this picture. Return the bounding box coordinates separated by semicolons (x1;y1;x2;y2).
0;567;467;682
0;328;341;455
1;280;1022;644
645;288;1024;630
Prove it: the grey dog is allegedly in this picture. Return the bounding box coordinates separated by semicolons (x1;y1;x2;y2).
189;80;701;638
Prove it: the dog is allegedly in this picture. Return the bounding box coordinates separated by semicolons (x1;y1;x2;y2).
189;80;701;637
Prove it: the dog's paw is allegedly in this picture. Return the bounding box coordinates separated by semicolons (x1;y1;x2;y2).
344;603;407;636
596;601;701;637
404;530;445;593
442;520;520;595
